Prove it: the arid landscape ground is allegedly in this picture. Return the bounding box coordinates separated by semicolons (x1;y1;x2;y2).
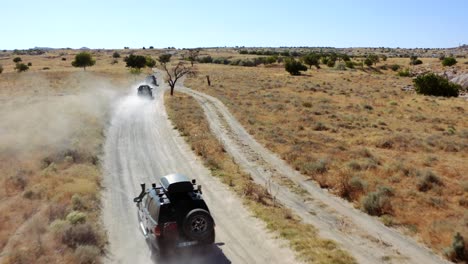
0;47;466;263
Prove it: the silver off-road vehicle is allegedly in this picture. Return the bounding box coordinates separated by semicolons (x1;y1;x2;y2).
133;174;215;255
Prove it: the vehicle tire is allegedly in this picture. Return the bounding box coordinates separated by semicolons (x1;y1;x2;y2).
182;209;214;242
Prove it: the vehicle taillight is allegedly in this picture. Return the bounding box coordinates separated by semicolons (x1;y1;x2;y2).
164;222;178;232
154;225;161;236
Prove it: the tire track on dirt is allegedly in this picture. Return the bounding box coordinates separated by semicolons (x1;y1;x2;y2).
180;85;450;264
101;76;300;264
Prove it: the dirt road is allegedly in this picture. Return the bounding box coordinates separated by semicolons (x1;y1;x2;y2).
101;76;300;264
179;85;451;264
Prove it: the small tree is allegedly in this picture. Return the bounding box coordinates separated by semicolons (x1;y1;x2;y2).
442;57;457;67
124;54;147;70
13;57;22;63
413;73;460;97
159;56;196;96
71;52;95;71
284;59;307;75
15;63;29;72
112;52;120;58
302;53;320;69
158;54;172;64
187;49;200;66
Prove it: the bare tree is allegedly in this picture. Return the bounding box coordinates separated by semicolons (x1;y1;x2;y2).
187;48;200;66
160;61;196;96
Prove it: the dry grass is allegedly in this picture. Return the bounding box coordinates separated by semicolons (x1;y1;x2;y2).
0;50;135;263
184;55;468;255
165;93;356;263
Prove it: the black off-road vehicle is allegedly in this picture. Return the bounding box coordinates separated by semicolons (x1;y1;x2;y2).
133;174;215;254
137;84;153;99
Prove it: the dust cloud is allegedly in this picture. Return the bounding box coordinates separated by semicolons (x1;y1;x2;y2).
0;72;133;158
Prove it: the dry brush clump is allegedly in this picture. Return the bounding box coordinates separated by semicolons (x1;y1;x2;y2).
0;71;131;263
165;92;355;263
185;58;468;256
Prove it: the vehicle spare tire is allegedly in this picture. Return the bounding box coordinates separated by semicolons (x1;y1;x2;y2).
182;209;214;242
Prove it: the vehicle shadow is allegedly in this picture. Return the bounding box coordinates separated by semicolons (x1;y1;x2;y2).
148;242;231;264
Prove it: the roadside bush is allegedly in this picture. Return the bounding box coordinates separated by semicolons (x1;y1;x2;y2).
442;57;457;67
413;73;460;97
62;223;98;248
390;64;400;71
145;56;156;68
361;186;394;216
15;63;29;72
284;59;307;75
410;59;423;65
66;211;87;225
27;62;32;66
198;56;213;63
13;57;22;63
397;68;411;77
74;245;101;264
417;170;443;192
112;52;120;58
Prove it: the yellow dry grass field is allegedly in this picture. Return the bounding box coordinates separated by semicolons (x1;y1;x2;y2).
185;55;468;255
165;93;355;263
0;50;136;263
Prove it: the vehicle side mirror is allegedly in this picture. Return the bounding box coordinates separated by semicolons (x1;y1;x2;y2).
133;197;141;203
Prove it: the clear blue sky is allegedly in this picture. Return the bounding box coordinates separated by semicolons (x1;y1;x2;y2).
3;0;467;49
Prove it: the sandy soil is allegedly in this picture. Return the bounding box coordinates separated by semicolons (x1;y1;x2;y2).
101;73;300;264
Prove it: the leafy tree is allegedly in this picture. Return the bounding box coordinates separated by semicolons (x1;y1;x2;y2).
187;49;200;66
284;59;307;75
149;46;154;49
158;54;172;64
413;73;460;97
112;52;120;58
145;56;156;68
158;55;196;95
442;57;457;67
302;53;320;69
13;57;22;63
124;54;146;69
71;52;96;71
15;63;29;72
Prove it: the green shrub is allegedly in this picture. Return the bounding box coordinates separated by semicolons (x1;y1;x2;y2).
417;170;443;192
413;73;460;97
361;186;393;216
15;63;29;72
326;59;336;68
302;159;328;175
345;61;354;69
145;56;156;67
364;58;373;67
74;245;101;264
66;211;87;225
13;57;22;63
442;57;457;67
49;219;71;236
72;194;86;210
112;52;120;58
397;68;411;77
198;56;213;63
284;59;307;75
27;62;32;66
451;233;466;261
390;64;400;71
